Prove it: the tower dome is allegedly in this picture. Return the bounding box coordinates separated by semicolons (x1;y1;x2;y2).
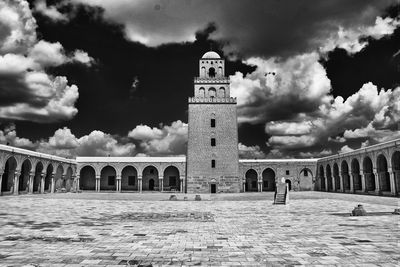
201;51;221;59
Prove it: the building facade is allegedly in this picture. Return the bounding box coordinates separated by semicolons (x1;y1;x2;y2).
1;52;399;196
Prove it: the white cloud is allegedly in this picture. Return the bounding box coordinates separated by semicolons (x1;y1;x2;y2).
238;143;266;159
34;0;68;22
29;40;66;67
70;50;94;66
338;145;354;154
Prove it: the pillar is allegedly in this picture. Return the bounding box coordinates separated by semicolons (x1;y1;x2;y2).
332;176;336;192
160;176;164;192
258;175;262;192
0;170;3;195
339;173;344;192
180;176;184;192
95;175;100;192
40;173;45;194
138;175;142;193
50;174;55;193
373;170;380;194
28;172;34;194
325;176;328;192
13;171;21;195
349;173;354;193
360;168;366;192
116;174;121;192
388;168;396;196
75;174;80;191
243;179;246;192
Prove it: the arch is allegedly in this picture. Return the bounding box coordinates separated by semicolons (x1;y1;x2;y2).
54;164;64;191
80;165;96;190
341;160;350;191
245;169;258;192
377;154;390;192
121;165;138;191
299;167;313;190
100;165;117;191
44;164;53;192
201;66;206;77
351;158;361;191
319;165;325;191
333;163;340;191
392;151;400;195
208;87;216;98
142;165;159;191
218;87;225;98
285;179;292;191
1;156;17;194
208;67;216;78
33;161;43;193
326;164;333;191
19;159;32;193
262;168;275;191
218;66;223;76
163;165;180;191
198;87;205;97
363;156;375;191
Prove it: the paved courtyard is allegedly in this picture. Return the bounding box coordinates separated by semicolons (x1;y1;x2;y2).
0;192;399;266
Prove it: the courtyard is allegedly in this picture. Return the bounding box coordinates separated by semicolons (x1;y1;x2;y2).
0;192;398;266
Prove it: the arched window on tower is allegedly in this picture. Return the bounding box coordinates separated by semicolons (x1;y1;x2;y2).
201;67;206;77
219;87;225;98
208;67;216;78
218;66;223;76
208;88;216;98
198;87;205;97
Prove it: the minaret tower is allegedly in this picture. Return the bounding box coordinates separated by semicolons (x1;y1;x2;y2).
186;51;240;193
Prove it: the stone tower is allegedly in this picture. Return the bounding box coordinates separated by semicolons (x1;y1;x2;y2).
186;51;240;193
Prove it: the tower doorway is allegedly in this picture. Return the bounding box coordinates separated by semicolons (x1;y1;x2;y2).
211;184;217;193
285;179;292;191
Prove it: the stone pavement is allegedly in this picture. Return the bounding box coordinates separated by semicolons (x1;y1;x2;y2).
0;192;399;266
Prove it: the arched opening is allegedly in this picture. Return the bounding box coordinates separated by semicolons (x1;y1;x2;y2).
326;165;333;191
245;169;258;192
377;154;390;192
299;168;313;190
54;165;64;191
121;166;137;191
19;159;32;193
341;160;350;191
80;166;96;190
319;165;325;191
208;67;216;78
1;156;17;194
363;156;375;191
208;87;216;98
163;166;180;191
198;87;205;97
351;159;361;191
392;151;400;195
201;66;206;77
100;165;116;191
262;168;275;191
142;166;159;191
44;164;53;192
33;162;43;193
333;163;340;191
218;66;223;76
218;87;225;98
285;179;292;191
65;167;73;192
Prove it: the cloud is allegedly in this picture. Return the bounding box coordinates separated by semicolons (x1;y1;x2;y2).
238;143;266;159
338;145;354;154
0;0;93;123
71;0;396;58
128;120;188;156
34;0;68;22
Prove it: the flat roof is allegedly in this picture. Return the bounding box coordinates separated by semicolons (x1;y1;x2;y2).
239;159;318;163
76;156;186;163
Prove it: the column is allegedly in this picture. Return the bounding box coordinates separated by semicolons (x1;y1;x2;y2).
349;173;354;193
373;170;380;194
28;172;34;194
339;173;344;192
160;176;164;192
180;176;184;193
116;174;121;192
13;171;21;195
360;169;366;192
388;168;396;196
138;175;142;193
50;174;55;193
0;170;3;195
40;173;45;193
325;176;328;192
243;179;246;192
75;175;80;191
258;174;262;192
96;175;100;192
332;176;336;192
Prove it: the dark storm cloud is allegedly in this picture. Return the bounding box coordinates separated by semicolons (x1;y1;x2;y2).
70;0;396;58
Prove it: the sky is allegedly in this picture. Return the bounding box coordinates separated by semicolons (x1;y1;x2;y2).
0;0;399;159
